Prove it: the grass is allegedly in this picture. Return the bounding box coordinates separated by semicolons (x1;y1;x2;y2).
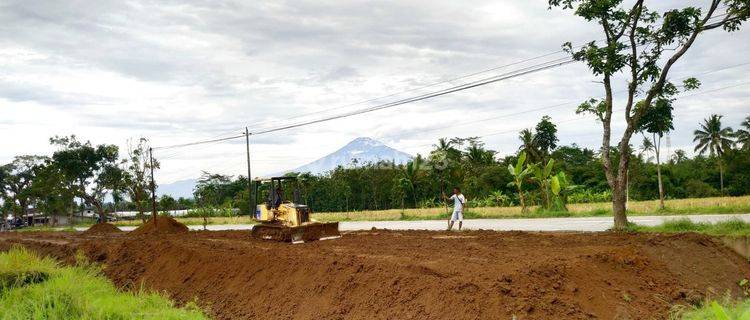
674;299;750;319
0;246;208;319
114;216;256;227
628;218;750;237
312;195;750;222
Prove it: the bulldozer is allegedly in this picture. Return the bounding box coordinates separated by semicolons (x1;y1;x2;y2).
251;176;340;243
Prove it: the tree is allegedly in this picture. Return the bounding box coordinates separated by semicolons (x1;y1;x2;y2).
123;138;157;222
693;114;734;194
159;194;177;212
637;98;674;209
0;156;45;226
550;0;749;229
533;115;559;162
508;152;533;213
29;161;75;226
736;115;750;150
518;129;541;163
49;135;124;223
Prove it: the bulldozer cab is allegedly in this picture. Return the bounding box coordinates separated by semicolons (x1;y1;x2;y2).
251;176;340;243
253;176;307;223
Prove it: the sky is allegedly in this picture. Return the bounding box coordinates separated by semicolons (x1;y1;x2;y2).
1;0;749;184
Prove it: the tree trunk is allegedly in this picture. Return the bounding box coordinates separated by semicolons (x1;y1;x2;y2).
656;134;665;210
517;185;527;213
719;159;724;195
612;182;628;230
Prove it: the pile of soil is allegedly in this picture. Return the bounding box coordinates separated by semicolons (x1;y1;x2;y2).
1;230;749;319
130;216;189;235
82;223;122;235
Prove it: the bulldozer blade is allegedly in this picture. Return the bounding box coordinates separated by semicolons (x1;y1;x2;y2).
252;222;340;243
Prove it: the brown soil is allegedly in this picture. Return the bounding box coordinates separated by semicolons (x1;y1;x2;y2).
82;222;122;235
130;216;189;235
1;230;748;320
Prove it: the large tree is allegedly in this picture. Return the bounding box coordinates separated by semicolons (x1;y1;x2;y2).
0;156;45;226
637;98;674;209
550;0;749;229
693;114;734;194
123;138;158;222
50;135;124;222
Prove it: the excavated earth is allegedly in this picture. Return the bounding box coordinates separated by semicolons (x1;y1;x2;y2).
0;229;748;320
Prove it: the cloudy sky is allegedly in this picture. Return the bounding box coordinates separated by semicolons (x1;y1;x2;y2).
1;0;748;183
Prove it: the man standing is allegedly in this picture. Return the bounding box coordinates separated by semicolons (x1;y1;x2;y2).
443;187;466;231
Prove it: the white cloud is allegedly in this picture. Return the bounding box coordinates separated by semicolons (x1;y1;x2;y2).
0;0;748;183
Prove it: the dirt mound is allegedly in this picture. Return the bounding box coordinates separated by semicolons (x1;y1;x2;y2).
2;230;749;319
130;216;189;235
82;223;122;235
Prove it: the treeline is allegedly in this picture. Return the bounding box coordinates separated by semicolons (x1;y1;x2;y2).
2;114;749;223
185;114;750;213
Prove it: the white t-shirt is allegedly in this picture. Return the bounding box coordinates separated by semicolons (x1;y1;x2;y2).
449;194;466;212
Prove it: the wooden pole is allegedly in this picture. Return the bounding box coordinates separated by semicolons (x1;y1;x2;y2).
245;127;253;216
149;147;157;226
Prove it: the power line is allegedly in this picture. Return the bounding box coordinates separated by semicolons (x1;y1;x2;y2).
251;57;575;136
153;55;575;150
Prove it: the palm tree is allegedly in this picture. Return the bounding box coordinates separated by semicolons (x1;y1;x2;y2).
518;129;541;163
736;116;750;150
693;114;734;195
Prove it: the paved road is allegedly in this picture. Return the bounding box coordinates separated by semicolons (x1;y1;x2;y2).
85;213;750;232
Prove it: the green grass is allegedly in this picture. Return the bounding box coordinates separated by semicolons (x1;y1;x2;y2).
0;246;208;320
675;300;750;319
628;218;750;237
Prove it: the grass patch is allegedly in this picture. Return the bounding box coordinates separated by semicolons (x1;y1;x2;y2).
628;218;750;237
0;246;207;319
674;299;750;319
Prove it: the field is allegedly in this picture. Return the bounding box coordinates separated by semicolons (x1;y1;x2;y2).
99;196;750;227
1;227;749;319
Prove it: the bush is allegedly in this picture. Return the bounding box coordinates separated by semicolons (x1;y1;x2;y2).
568;189;612;204
184;206;238;218
684;179;720;198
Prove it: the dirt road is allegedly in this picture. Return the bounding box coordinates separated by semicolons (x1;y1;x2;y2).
1;230;748;319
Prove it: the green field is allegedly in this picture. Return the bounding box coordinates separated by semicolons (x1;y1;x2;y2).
107;195;750;226
0;246;207;319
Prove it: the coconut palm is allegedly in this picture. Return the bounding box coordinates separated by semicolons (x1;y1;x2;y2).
693;114;734;195
518;129;541;163
736;116;750;150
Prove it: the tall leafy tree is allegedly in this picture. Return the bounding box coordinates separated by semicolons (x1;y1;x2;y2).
49;135;123;222
124;138;158;222
693;114;734;194
550;0;749;229
637;98;674;209
533;115;559;162
29;161;75;225
0;156;45;226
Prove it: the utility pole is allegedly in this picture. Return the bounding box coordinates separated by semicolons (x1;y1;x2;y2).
245;127;253;217
149;147;158;226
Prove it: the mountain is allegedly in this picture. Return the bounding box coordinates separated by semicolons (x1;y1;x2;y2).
157;178;196;199
287;137;413;175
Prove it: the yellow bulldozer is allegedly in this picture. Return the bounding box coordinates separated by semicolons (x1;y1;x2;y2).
251;176;340;243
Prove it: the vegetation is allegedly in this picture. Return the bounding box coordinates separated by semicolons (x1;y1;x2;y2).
549;0;750;229
0;246;207;319
675;299;750;319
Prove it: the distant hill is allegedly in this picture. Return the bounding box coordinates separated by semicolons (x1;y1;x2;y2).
286;137;413;175
157;178;195;199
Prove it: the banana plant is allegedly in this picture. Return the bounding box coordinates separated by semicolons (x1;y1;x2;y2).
551;171;575;211
531;159;555;210
507;152;532;213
